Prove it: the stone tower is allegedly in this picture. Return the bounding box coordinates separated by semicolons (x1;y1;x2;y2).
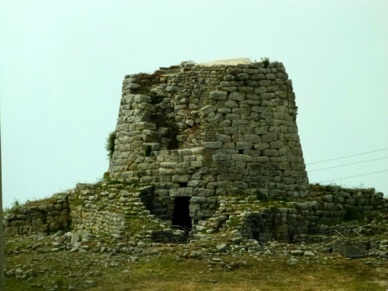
108;58;308;227
4;58;388;243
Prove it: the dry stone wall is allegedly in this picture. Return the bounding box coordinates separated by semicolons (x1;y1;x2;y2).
216;185;388;242
109;60;309;221
3;194;69;236
69;182;155;236
3;182;387;244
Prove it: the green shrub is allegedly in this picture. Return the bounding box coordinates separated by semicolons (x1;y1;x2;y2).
12;198;21;209
106;131;116;160
261;57;270;68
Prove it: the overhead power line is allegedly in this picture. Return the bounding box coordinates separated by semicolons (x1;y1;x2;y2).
307;148;388;165
319;169;388;183
309;156;388;172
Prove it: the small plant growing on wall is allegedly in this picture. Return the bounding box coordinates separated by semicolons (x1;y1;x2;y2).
106;131;116;160
12;198;21;209
261;57;270;68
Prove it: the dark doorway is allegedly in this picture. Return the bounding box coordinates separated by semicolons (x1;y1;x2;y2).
172;197;192;231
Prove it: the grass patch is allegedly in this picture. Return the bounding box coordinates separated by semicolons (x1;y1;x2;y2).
5;236;387;291
89;254;386;291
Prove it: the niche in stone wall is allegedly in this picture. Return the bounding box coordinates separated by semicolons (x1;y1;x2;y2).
243;213;272;242
150;111;180;150
166;124;180;150
172;196;192;231
139;186;155;213
139;186;176;221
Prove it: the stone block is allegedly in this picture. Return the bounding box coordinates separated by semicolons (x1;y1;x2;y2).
204;141;223;149
232;119;249;126
223;74;235;81
200;105;216;116
140;176;153;183
270;141;283;149
259;80;271;86
208;112;224;123
235;161;246;168
254;87;267;94
243;134;261;143
236;142;253;150
193;188;215;196
222;86;238;92
225;113;240;120
216;133;231;142
225;100;239;108
218;107;231;114
239;86;254;93
172;175;190;183
229;91;245;101
222;142;235;149
237;73;249;80
224;127;237;134
209;91;227;100
261;133;278;143
245;94;261;101
232;154;253;162
191;197;207;203
160;162;178;168
136;103;155;112
141;129;159;141
212;153;231;161
135;122;156;130
263;149;279;157
166;85;179;92
159;168;175;175
134;94;151;103
241;149;261;157
190;161;203;167
232;108;250;114
266;73;276;79
188;180;204;187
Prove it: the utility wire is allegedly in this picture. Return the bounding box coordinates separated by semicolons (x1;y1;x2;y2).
307;148;388;165
318;169;388;183
309;156;388;172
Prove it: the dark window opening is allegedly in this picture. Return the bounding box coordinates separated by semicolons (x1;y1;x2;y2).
172;196;192;231
166;123;180;150
179;182;188;187
167;135;179;150
238;150;244;154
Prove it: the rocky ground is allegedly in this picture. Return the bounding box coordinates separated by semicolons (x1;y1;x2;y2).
5;214;388;290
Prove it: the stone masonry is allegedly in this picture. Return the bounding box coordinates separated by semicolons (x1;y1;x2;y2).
108;59;309;223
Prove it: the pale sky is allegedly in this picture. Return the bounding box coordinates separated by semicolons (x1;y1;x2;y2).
1;0;387;209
